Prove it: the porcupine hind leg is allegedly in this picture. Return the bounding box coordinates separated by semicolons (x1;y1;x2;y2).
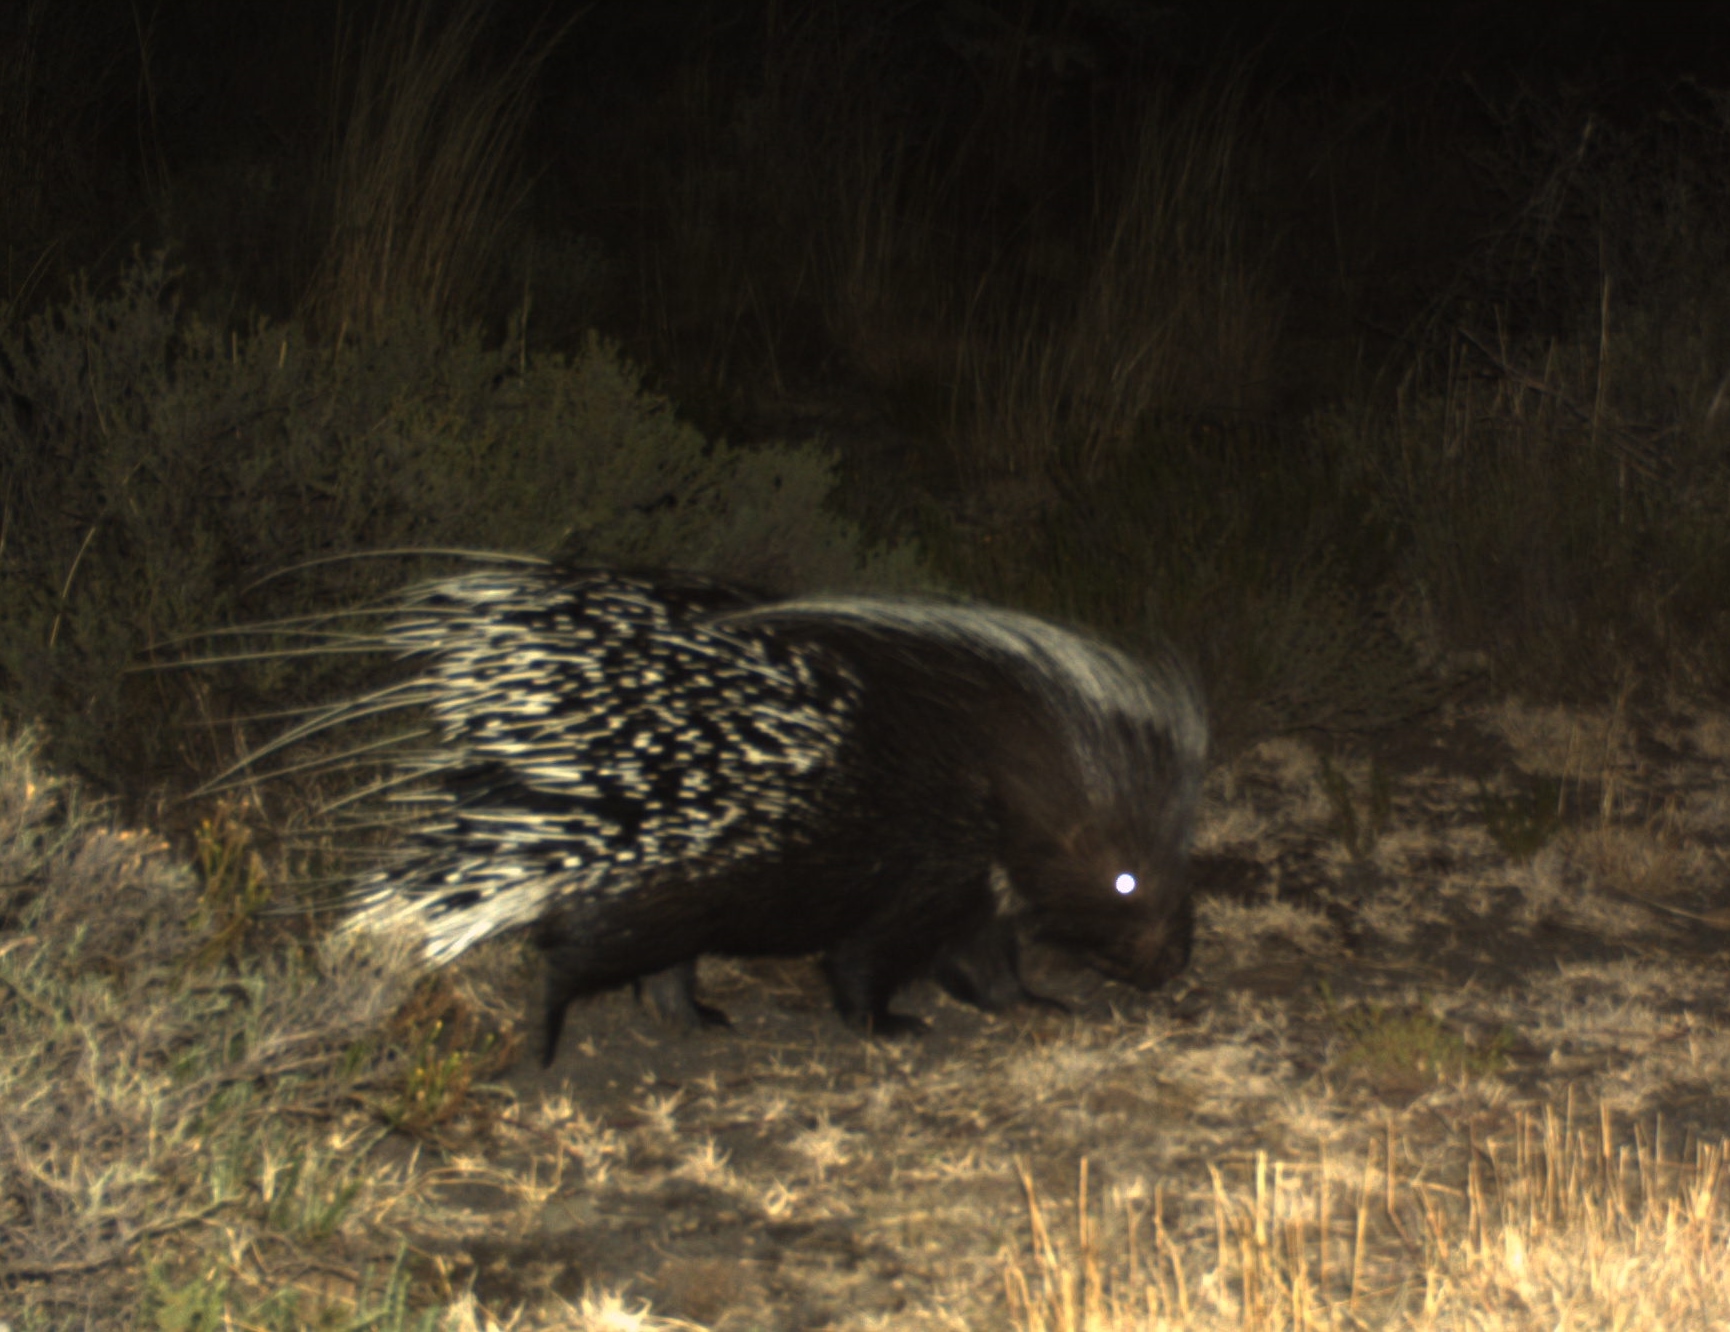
539;959;605;1067
822;937;931;1037
541;972;578;1068
540;956;725;1066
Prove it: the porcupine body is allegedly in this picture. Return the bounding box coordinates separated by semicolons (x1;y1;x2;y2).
276;562;1207;1064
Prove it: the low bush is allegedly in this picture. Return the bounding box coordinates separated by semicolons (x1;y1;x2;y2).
0;256;916;794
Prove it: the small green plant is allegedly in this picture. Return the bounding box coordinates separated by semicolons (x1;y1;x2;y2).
141;1245;439;1332
261;1153;362;1246
393;1019;476;1133
1321;982;1512;1094
184;800;272;973
1481;774;1565;862
382;974;515;1134
141;1262;231;1332
1319;756;1393;862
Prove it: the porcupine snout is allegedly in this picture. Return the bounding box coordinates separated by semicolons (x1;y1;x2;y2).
1001;817;1195;992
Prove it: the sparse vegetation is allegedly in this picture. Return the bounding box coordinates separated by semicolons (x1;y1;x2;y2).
7;3;1730;1327
1319;758;1394;864
8;700;1730;1328
1480;776;1567;864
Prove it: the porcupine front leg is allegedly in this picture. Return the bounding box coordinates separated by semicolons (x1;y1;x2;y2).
822;859;997;1036
933;913;1068;1015
634;961;732;1029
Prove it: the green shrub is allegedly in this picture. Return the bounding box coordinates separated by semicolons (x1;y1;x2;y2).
925;419;1442;744
1480;775;1566;863
0;255;919;792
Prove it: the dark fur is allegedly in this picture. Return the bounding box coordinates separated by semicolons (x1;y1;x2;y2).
525;579;1203;1061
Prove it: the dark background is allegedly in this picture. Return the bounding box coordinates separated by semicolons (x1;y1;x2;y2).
20;2;1730;371
9;0;1730;791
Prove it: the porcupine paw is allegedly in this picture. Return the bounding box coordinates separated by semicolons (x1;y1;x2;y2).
863;1010;931;1038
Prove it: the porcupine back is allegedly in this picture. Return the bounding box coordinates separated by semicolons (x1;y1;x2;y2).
331;567;870;967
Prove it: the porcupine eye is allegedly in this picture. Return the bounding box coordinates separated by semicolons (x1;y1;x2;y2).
1113;872;1138;897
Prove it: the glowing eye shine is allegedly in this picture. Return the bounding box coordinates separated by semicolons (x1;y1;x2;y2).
1113;872;1137;896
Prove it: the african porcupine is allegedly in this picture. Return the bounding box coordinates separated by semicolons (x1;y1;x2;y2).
214;560;1207;1063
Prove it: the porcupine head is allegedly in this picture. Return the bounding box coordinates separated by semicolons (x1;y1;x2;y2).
983;692;1202;992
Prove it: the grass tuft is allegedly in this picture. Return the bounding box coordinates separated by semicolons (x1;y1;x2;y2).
1327;997;1514;1096
1319;758;1394;864
305;0;563;339
1006;1105;1730;1330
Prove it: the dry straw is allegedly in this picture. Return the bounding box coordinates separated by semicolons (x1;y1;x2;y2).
1004;1097;1730;1330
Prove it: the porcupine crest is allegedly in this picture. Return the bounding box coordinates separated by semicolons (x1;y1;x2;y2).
333;568;864;963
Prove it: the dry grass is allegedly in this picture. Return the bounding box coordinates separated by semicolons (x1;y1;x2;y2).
1491;699;1638;784
634;13;1280;485
1005;1104;1730;1330
6;699;1730;1328
0;0;85;315
439;1290;711;1331
949;71;1281;482
1362;299;1730;697
306;0;561;339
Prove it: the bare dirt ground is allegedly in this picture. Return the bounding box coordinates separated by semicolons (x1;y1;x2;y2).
374;699;1730;1328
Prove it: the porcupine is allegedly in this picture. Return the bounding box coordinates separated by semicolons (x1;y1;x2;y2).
218;559;1208;1064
